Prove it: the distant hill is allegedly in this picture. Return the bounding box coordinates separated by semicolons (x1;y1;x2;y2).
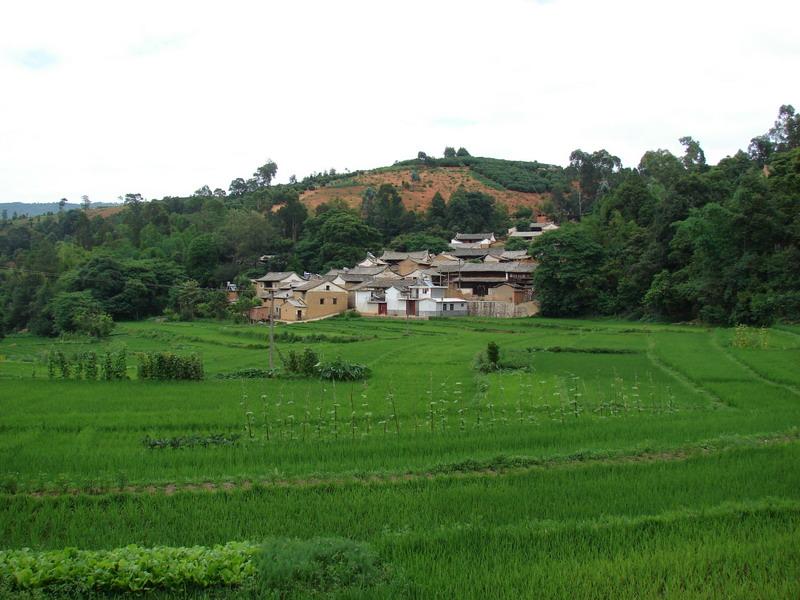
298;157;566;213
0;202;120;218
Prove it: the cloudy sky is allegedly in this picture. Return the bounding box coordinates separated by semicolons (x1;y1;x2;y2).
1;0;798;203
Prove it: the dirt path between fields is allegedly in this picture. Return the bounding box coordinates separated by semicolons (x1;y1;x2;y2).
21;431;799;498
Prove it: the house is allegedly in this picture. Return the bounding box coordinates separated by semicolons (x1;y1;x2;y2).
430;251;457;265
357;252;387;268
507;220;559;241
224;282;240;303
351;278;416;316
419;296;468;317
281;279;348;321
252;272;305;299
332;266;399;290
487;282;531;304
378;250;433;277
450;247;504;261
484;249;531;263
451;232;496;248
430;262;536;297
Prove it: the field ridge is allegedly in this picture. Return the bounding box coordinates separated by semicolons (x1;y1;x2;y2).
17;430;799;498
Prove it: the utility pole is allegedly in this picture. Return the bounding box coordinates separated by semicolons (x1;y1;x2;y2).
268;291;275;370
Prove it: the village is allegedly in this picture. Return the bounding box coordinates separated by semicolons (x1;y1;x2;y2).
247;218;558;322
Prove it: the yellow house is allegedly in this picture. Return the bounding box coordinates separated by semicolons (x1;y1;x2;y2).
281;279;348;322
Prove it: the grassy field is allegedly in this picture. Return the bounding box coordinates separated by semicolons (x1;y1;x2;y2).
1;316;799;597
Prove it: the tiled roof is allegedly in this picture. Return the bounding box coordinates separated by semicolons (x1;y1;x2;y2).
254;271;300;282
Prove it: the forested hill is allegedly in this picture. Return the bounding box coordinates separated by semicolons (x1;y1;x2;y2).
1;105;799;337
0;201;120;219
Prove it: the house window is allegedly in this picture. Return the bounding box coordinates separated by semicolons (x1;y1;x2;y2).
320;298;325;305
325;285;330;291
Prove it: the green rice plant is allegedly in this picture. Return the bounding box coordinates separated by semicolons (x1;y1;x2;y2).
256;537;389;595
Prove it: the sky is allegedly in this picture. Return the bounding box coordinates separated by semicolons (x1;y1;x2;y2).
1;0;798;203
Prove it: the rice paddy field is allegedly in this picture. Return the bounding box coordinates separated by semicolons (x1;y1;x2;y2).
1;316;799;598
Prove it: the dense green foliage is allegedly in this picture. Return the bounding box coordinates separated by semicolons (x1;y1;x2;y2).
534;105;800;324
137;352;204;380
0;542;257;593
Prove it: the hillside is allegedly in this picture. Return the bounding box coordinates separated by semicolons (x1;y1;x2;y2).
299;161;559;213
0;202;120;218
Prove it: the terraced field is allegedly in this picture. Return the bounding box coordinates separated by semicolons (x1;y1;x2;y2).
1;317;798;597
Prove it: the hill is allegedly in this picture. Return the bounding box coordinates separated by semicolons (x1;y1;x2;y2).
299;157;565;213
0;202;120;218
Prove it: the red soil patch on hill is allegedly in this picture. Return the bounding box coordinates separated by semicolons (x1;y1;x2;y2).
299;167;548;213
89;205;125;218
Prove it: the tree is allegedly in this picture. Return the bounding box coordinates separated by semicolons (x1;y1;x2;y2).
638;149;685;188
49;291;114;337
456;147;471;157
253;159;278;187
568;149;622;217
228;178;248;196
365;184;408;242
447;187;502;234
426;191;448;229
58;198;67;212
170;280;203;321
81;195;91;211
443;147;456;158
749;104;800;165
417;151;428;161
193;185;212;197
389;232;450;253
531;226;606;316
295;208;382;272
679;136;707;172
503;237;530;252
275;195;308;242
186;234;220;285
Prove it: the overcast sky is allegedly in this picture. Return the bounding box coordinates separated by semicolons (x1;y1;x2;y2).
1;0;798;203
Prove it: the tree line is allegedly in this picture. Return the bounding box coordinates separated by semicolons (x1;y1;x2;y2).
0;104;798;336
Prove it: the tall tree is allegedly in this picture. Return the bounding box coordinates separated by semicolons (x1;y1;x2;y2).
679;136;707;172
568;149;622;218
253;160;278;187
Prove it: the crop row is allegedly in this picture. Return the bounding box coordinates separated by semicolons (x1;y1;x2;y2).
0;538;389;596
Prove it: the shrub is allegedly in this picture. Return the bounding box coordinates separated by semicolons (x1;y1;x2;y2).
216;368;277;380
48;291;115;337
0;542;257;593
284;348;319;376
137;352;204;380
317;358;371;381
256;537;385;594
47;349;125;380
142;433;241;449
487;341;500;365
475;347;530;373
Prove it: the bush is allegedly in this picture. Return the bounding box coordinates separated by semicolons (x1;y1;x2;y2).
257;537;385;594
47;349;126;380
317;358;371;381
487;341;500;365
283;349;370;380
48;291;115;337
0;542;257;593
137;352;204;380
474;347;530;373
216;368;277;380
284;348;319;376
